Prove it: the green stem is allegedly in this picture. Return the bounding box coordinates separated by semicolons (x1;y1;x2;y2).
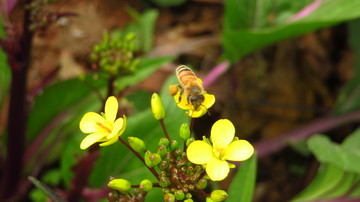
118;137;159;180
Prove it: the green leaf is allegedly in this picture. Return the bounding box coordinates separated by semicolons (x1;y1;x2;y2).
115;56;174;91
223;0;360;62
28;176;67;202
227;154;257;202
323;172;358;199
113;9;159;53
307;134;360;174
291;164;345;201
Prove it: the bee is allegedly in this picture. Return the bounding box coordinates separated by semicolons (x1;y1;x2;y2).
173;65;205;110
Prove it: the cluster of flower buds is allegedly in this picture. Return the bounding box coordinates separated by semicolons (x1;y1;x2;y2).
90;32;139;76
107;178;153;201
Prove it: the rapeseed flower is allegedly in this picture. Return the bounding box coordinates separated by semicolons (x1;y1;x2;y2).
186;119;254;181
79;96;126;149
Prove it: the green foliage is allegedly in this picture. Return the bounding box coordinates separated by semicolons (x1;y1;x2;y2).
28;176;66;202
223;0;360;62
227;154;257;202
113;9;158;53
292;129;360;201
307;133;360;174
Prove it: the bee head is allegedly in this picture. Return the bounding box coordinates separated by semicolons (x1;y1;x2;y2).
190;94;205;110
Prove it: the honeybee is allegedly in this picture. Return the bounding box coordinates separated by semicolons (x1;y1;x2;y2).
172;65;205;110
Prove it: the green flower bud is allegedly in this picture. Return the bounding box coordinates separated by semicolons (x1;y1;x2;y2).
170;140;179;151
184;199;194;202
186;137;195;147
151;93;165;120
140;179;153;192
128;137;146;153
158;160;168;170
179;123;190;140
164;193;175;202
157;145;168;157
210;190;228;202
144;151;162;167
174;189;185;200
195;177;208;190
107;179;131;192
159;176;170;188
206;197;215;202
159;138;170;147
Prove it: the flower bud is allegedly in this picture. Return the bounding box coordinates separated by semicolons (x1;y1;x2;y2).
170;140;179;151
140;179;153;192
151;93;165;120
128;137;146;153
144;151;162;168
107;179;131;192
157;144;168;157
210;190;228;202
195;177;208;190
174;189;185;200
186;137;195;147
159;176;170;188
164;193;175;202
179;123;191;140
184;199;194;202
159;138;170;147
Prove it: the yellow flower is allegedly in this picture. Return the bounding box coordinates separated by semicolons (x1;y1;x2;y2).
186;119;254;181
172;91;215;118
79;96;126;150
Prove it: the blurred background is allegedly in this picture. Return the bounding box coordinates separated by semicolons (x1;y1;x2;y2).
1;0;360;201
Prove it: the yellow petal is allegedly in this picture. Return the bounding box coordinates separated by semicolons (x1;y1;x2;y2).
107;117;124;139
105;96;118;123
211;119;235;149
187;141;213;164
206;157;230;181
187;108;207;118
79;112;105;133
203;94;215;109
99;136;118;147
223;140;254;161
174;92;191;110
80;132;107;150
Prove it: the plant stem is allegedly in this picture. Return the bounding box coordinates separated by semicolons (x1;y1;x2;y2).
254;110;360;159
160;119;171;141
0;0;33;199
118;137;159;180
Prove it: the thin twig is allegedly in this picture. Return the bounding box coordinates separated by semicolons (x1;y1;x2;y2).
118;137;159;180
160;119;171;141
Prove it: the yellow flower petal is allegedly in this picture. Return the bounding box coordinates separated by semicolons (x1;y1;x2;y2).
79;112;106;133
206;157;230;181
107;117;124;139
174;92;191;110
80;132;107;150
187;141;213;164
99;136;118;147
211;119;235;149
105;96;118;123
187;107;207;118
223;140;254;161
203;94;215;109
